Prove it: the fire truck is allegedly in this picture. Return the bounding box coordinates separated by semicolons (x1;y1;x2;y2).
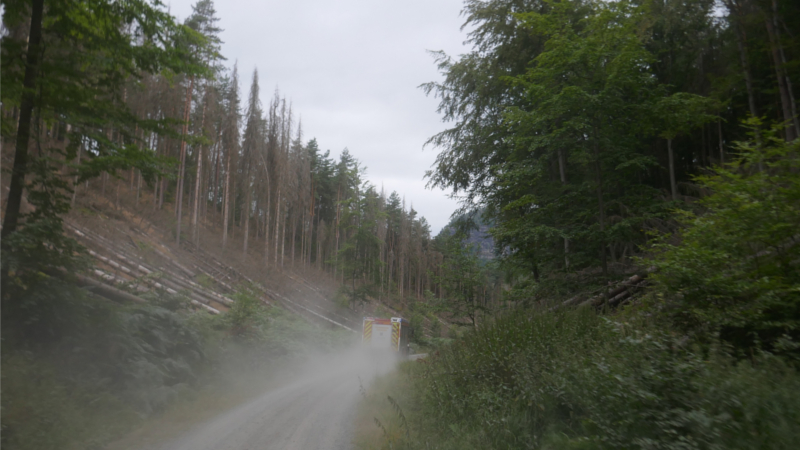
362;317;412;355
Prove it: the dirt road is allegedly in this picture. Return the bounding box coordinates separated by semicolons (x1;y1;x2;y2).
141;351;389;450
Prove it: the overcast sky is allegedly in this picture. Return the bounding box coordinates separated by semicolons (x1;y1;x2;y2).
167;0;470;234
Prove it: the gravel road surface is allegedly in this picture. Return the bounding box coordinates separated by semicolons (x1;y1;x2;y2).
142;351;390;450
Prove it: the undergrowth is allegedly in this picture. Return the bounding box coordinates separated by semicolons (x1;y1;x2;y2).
0;279;352;450
363;308;800;450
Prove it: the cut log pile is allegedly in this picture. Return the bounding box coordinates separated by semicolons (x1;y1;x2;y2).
181;239;360;332
65;220;359;333
558;273;650;310
67;222;227;314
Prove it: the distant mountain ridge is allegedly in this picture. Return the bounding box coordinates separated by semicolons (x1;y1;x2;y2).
438;211;495;261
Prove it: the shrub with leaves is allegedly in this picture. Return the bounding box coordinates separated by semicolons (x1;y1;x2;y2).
392;308;800;450
649;122;800;353
1;281;353;450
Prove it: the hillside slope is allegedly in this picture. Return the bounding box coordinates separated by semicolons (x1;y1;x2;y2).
67;187;361;333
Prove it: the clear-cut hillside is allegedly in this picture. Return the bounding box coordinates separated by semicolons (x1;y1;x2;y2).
67;189;361;333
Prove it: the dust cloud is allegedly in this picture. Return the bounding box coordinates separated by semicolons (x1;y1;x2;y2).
139;344;399;450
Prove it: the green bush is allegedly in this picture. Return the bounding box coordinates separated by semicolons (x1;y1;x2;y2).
429;315;442;338
410;312;425;344
1;280;207;449
1;354;141;450
1;281;353;450
388;308;800;450
649;123;800;354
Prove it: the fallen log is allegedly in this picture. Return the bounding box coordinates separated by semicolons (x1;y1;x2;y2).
190;300;220;315
561;295;584;307
607;290;631;308
85;237;234;308
261;287;357;333
579;274;646;307
75;273;146;304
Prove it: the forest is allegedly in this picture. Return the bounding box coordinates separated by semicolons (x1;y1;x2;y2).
0;1;453;448
357;0;800;448
2;0;800;448
423;0;800;303
0;0;462;314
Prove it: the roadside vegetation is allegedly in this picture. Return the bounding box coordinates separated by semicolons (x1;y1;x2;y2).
358;113;800;450
356;0;800;447
0;0;437;447
357;115;800;450
1;283;352;450
360;308;800;450
3;0;800;447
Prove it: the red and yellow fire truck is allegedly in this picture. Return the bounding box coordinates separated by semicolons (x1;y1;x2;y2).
361;317;411;355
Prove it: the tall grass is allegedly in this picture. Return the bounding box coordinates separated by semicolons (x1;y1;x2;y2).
372;308;800;449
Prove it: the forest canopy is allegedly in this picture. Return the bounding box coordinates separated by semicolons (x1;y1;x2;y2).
423;0;800;301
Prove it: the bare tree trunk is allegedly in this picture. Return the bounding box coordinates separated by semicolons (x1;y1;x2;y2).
316;219;323;271
212;141;221;220
192;100;208;245
264;186;271;265
667;138;677;201
154;176;160;209
334;186;340;276
159;177;166;210
222;148;231;249
274;188;281;264
255;201;260;242
770;0;799;136
281;210;287;267
71;138;83;206
202;149;210;223
557;149;569;269
243;186;251;258
399;260;404;299
300;211;305;268
292;213;297;266
728;0;759;119
176;75;196;245
2;0;45;241
307;184;315;268
764;2;798;141
593;131;608;277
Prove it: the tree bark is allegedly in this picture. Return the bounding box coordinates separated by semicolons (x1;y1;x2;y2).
71;138;83;207
281;210;287;267
3;0;45;242
192;98;208;245
667;138;677;201
770;0;799;137
333;185;340;276
176;75;195;245
75;273;147;304
212;140;221;220
274;188;281;265
243;184;251;258
592;130;608;277
725;0;759;121
764;2;797;141
292;213;297;266
557;149;569;269
222;146;231;249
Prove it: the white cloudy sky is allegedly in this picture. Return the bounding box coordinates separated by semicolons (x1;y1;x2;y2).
167;0;470;234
